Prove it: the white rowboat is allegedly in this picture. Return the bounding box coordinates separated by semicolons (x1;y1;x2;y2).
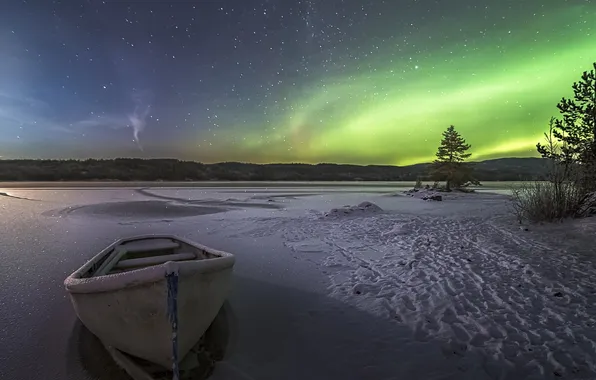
64;234;235;372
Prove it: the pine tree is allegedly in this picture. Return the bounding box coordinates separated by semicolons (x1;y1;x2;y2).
431;125;473;191
414;176;423;189
537;62;596;191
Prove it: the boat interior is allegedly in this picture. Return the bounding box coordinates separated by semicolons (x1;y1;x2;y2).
82;237;219;277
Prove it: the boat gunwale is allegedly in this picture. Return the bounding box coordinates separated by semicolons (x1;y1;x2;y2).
64;234;235;294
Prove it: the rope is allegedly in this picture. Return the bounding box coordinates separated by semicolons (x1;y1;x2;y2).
166;270;180;380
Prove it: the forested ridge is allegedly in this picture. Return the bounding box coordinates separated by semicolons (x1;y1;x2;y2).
0;157;547;181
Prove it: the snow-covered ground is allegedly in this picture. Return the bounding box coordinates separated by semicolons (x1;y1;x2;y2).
1;184;595;380
204;188;596;379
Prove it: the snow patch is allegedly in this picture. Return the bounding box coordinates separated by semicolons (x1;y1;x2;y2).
205;191;596;379
404;188;444;201
323;201;383;218
233;208;596;378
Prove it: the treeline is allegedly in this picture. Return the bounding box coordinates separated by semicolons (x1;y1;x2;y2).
0;157;548;182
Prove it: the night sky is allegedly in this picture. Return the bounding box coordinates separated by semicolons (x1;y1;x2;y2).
0;1;594;165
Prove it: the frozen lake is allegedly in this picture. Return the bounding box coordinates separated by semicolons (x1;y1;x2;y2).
1;183;595;380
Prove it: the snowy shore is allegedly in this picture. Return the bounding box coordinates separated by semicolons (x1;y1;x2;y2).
1;185;595;380
213;190;596;379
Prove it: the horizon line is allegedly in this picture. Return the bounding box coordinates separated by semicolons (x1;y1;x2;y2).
0;156;545;167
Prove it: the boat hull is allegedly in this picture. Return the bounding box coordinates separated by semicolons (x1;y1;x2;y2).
64;235;235;369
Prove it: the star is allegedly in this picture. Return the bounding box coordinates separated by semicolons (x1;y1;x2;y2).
0;0;592;164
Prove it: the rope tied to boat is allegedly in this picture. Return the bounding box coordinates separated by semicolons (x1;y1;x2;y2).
165;262;180;380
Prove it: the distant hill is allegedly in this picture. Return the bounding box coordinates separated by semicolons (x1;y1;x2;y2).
0;157;549;182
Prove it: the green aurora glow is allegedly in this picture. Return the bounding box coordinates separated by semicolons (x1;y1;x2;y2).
201;4;595;165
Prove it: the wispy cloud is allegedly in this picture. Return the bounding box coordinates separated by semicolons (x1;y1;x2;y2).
0;90;152;149
0;92;49;110
70;115;130;130
0;92;73;134
67;90;153;151
128;89;153;150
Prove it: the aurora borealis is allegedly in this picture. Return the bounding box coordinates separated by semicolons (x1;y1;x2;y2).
1;1;594;165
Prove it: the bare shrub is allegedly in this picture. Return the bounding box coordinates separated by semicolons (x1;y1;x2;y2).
511;181;585;223
512;118;585;223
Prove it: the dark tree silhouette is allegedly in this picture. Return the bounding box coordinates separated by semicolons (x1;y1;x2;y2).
537;62;596;191
431;125;475;191
0;158;548;182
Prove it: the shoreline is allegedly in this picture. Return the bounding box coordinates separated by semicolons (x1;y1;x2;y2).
0;180;522;189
